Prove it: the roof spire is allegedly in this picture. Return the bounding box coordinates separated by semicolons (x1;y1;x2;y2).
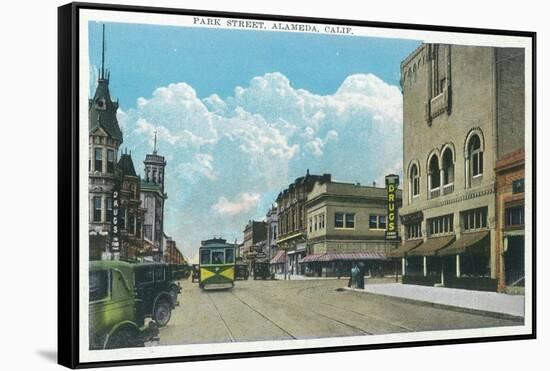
101;24;105;80
153;130;158;154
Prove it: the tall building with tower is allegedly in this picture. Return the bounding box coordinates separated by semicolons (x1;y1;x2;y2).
88;25;124;260
140;133;168;261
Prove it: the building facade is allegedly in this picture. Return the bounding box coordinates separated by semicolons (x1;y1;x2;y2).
140;139;167;261
242;220;268;263
88;46;123;260
396;44;525;291
164;234;187;265
276;171;332;275
265;206;279;262
495;149;525;293
117;151;146;260
303;181;402;277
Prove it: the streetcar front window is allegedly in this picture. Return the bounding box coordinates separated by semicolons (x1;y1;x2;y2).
225;248;234;264
212;250;224;264
200;249;211;265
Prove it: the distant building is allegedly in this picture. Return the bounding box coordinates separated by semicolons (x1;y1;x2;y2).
117;150;145;260
265;205;279;261
303;180;402;277
164;234;187;265
396;44;525;291
276;171;331;275
242;220;268;262
140;134;167;261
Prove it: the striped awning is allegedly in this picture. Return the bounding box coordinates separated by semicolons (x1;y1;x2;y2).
300;252;388;263
269;250;287;264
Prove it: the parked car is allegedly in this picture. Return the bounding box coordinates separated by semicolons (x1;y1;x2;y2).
134;262;181;327
253;261;272;280
88;261;159;350
235;263;250;280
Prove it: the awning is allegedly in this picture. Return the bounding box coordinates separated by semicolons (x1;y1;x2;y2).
438;231;490;256
387;239;424;258
299;252;388;263
269;250;287;264
407;235;455;257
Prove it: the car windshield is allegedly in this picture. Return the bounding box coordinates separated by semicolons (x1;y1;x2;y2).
212;250;224;264
200;250;211;265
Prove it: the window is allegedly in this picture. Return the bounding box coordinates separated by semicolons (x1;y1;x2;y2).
335;213;355;229
119;208;126;230
314;215;318;231
378;215;387;229
128;213;135;234
93;196;102;222
462;207;488;231
106;149;114;173
369;215;387;229
369;215;378;229
106;197;113;221
427;214;454;236
429;155;440;189
135;268;154;284
442;148;454;186
345;214;355;229
225;248;235;264
309;217;313;233
155;268;165;282
200;250;211;265
505;206;524;227
407;222;422;239
410;164;420;197
94;148;103;172
468;134;483;177
212;250;224;264
320;213;325;229
335;213;344;228
89;270;109;302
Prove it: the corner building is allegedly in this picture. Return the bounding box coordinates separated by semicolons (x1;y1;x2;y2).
396;44;525;291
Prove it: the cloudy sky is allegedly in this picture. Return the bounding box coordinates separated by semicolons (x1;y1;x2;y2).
89;22;420;262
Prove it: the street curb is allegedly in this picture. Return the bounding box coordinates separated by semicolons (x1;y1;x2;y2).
340;287;525;322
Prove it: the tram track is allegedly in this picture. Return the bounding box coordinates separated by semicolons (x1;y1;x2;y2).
230;289;375;337
205;291;236;342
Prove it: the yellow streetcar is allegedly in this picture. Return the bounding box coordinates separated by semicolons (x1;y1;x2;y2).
198;238;236;290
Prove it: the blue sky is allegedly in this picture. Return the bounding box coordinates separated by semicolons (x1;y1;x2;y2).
89;21;420;261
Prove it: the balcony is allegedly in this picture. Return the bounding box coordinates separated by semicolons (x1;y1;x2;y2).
442;183;454;195
429;187;440;199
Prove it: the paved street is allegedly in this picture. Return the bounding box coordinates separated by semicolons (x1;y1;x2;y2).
157;278;522;346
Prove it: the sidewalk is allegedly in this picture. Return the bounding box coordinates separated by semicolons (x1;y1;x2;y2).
344;283;525;320
273;273;340;280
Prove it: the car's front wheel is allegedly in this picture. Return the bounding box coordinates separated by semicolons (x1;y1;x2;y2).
153;298;172;327
105;326;141;349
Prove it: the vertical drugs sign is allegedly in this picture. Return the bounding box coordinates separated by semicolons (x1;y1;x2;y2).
385;174;399;240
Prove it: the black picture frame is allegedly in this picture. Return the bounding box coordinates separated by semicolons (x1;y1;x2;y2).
58;2;536;368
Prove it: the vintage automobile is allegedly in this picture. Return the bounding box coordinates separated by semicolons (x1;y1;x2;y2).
89;260;159;350
134;262;181;327
253;261;272;280
191;264;200;283
235;262;250;280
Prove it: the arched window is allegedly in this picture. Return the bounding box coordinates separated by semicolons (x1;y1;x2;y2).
429;155;440;190
410;164;420;198
468;134;483;177
442;147;454;194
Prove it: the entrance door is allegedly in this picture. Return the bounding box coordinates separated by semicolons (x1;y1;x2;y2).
505;235;525;286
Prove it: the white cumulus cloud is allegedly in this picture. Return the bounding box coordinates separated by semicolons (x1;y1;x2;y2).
212;192;261;216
